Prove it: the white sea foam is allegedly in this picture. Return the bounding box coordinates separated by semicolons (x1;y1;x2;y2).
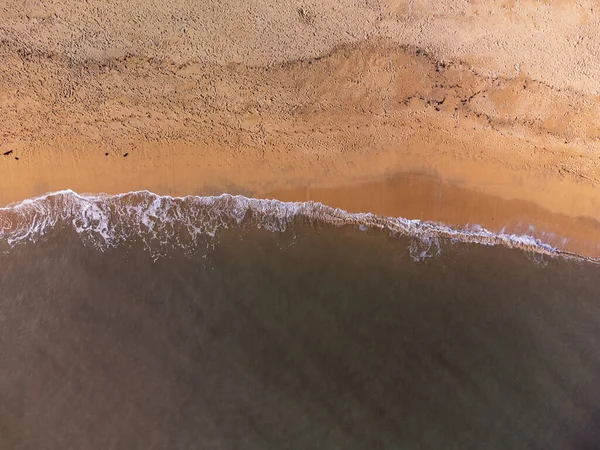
0;190;595;263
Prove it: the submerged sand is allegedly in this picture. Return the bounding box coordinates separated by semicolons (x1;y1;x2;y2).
0;0;599;254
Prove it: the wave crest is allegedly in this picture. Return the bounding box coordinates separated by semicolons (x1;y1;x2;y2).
0;190;593;263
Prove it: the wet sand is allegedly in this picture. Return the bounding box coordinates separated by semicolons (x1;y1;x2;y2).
2;166;600;258
263;172;600;258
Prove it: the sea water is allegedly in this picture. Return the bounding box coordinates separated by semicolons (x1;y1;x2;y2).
0;191;599;449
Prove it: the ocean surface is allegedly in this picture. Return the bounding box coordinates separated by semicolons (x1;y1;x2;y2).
1;190;600;449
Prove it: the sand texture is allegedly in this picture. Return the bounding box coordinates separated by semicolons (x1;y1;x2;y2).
0;0;599;253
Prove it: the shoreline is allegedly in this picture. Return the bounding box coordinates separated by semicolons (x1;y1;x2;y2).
263;172;600;259
2;4;600;261
1;186;598;265
2;158;599;258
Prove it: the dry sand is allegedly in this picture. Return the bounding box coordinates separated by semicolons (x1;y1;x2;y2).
1;0;599;255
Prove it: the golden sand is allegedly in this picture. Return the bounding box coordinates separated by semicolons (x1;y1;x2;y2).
1;2;599;256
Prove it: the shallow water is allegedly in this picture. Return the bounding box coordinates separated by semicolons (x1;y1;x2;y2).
1;192;600;449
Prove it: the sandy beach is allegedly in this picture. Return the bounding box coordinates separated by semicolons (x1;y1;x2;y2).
4;3;600;448
1;0;599;254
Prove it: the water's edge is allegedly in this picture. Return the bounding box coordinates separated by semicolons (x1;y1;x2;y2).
0;190;596;264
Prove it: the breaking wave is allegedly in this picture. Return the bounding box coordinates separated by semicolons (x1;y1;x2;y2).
0;190;594;263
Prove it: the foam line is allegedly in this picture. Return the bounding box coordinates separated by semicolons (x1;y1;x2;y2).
0;190;596;264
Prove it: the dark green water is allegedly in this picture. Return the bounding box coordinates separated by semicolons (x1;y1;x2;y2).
1;192;600;449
